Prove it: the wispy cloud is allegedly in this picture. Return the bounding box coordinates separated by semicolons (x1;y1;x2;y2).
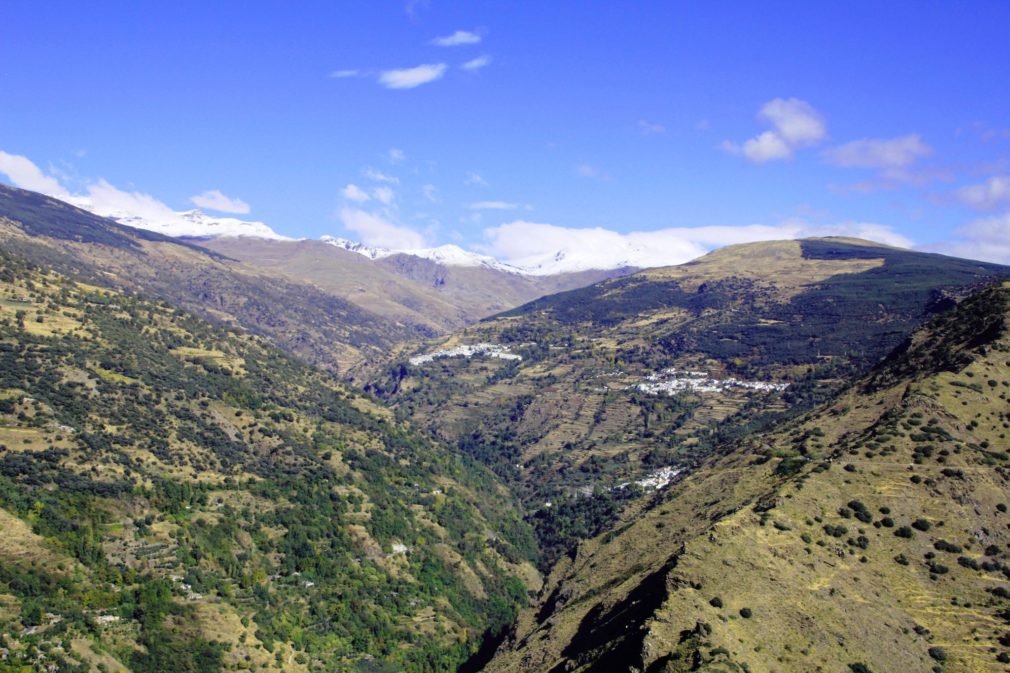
373;186;395;205
342;184;370;202
576;163;611;181
387;148;405;163
824;134;932;172
405;0;429;19
338;208;427;249
928;213;1010;264
363;167;399;184
329;69;361;78
431;30;481;47
469;200;520;210
464;171;488;186
958;121;1010;144
190;189;250;214
954;175;1010;210
421;184;439;203
723;98;826;162
378;63;447;89
461;55;491;72
637;120;666;135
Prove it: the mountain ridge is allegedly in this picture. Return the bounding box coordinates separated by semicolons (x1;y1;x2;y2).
369;237;1009;569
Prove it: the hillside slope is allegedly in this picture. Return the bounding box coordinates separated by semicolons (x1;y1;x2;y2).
0;183;420;372
0;247;536;673
480;279;1010;673
195;237;628;338
369;238;1008;565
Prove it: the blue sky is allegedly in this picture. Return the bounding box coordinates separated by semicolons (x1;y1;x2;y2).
2;1;1010;263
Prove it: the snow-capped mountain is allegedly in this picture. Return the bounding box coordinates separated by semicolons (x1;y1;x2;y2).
502;247;642;276
64;195;289;240
64;191;632;274
321;236;524;274
319;236;389;260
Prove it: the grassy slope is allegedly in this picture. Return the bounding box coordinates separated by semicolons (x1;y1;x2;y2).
0;183;417;373
483;281;1010;673
0;248;537;673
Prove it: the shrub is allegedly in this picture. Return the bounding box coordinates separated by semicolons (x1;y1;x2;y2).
739;607;753;618
911;519;931;532
709;597;723;608
958;556;980;570
927;646;947;661
895;526;914;539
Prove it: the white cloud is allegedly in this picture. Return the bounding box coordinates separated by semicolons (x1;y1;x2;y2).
378;63;447;89
342;184;370;202
431;30;481;47
928;213;1010;264
469;200;519;210
80;179;188;225
189;189;250;214
363;167;399;183
338;208;427;249
0;150;71;197
330;69;360;78
955;175;1010;211
724;98;826;163
0;149;286;239
480;219;911;273
761;98;826;146
824;134;932;171
461;55;491;72
464;171;488;186
387;148;405;163
637;120;666;135
373;186;395;205
728;132;791;162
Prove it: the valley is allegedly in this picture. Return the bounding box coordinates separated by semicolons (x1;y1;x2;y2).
480;279;1010;673
367;238;1007;567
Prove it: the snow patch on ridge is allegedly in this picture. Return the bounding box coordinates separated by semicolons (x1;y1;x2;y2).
322;237;523;273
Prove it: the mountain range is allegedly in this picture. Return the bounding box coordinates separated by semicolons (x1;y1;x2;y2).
0;183;628;371
30;184;650;276
3;180;1010;673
